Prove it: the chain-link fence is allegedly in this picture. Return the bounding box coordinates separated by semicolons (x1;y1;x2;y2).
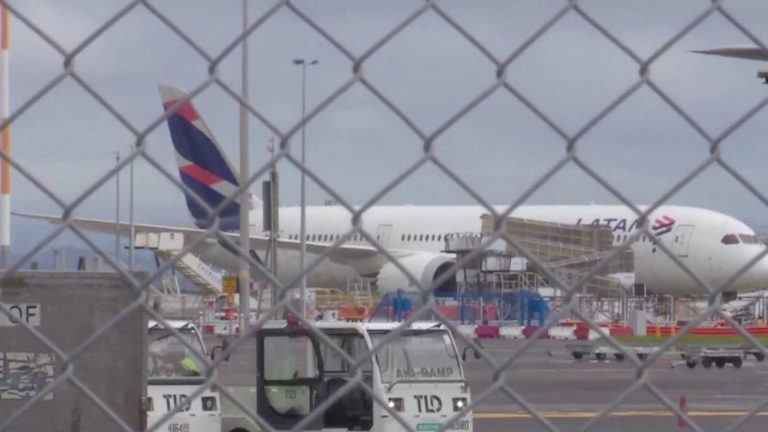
3;1;768;431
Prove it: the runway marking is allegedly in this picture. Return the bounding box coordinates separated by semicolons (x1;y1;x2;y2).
474;410;768;419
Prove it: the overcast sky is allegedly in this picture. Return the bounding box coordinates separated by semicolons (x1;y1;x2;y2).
8;0;768;262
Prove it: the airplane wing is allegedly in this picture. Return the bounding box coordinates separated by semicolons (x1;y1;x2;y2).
692;46;768;61
14;212;385;262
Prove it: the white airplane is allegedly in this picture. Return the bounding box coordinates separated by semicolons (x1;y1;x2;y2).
17;86;768;297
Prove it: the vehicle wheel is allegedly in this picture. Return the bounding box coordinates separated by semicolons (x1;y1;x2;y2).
702;358;713;369
732;357;743;368
755;353;766;362
715;359;726;369
572;352;583;360
637;353;648;361
686;359;697;369
614;353;625;361
596;353;607;361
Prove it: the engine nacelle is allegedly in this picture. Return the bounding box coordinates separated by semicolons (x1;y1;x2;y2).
376;253;457;297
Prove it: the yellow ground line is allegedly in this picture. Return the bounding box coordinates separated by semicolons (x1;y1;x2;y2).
474;411;768;419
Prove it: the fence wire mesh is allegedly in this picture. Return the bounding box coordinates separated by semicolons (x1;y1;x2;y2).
2;0;768;431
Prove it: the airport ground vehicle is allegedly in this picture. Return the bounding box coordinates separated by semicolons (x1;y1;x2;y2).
565;342;658;361
219;318;473;432
147;320;221;432
681;346;766;369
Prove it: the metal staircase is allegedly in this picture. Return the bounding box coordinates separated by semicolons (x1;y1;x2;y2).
134;232;222;295
135;231;274;312
156;249;222;295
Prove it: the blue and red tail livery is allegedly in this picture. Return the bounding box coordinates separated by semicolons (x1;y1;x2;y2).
159;85;240;230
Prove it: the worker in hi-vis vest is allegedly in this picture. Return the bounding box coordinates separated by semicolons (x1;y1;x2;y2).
166;350;201;377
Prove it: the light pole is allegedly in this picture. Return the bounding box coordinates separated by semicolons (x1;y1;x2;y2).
128;144;135;271
293;58;318;317
114;151;120;261
239;0;251;330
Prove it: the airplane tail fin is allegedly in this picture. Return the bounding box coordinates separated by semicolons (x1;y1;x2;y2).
159;85;243;230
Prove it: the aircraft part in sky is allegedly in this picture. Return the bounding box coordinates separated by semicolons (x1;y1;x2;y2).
692;46;768;61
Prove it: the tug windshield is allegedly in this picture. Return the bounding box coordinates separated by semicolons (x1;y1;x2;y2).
147;325;206;379
370;330;462;383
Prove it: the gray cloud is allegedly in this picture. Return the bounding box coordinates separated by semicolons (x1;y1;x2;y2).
7;0;768;258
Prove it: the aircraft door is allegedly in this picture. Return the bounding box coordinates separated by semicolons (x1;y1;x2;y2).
672;225;694;257
257;328;324;430
376;224;393;248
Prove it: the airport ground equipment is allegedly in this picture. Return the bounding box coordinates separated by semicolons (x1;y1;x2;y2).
309;278;375;321
565;341;659;361
147;320;221;432
680;346;765;369
136;231;268;315
445;216;637;325
135;231;224;295
213;317;473;432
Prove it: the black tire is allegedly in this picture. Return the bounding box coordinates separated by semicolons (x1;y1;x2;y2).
732;357;743;368
614;353;625;361
715;359;726;369
702;358;713;369
637;353;648;361
686;359;697;369
755;353;766;362
596;353;607;361
572;352;584;360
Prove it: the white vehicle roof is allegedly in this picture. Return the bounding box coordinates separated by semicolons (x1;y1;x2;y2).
148;319;199;330
260;320;445;332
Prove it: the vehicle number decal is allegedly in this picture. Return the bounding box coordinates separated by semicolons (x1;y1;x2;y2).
167;423;189;432
163;394;190;412
413;395;442;413
451;419;470;430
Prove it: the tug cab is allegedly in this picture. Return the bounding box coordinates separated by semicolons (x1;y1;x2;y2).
254;319;473;432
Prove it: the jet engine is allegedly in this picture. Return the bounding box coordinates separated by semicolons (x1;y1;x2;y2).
375;253;458;297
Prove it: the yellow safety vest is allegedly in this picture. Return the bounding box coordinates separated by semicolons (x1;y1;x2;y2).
180;357;200;375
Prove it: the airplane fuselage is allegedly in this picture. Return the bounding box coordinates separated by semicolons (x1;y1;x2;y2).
195;204;768;296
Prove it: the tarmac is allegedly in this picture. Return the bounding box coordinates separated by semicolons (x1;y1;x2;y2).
206;335;768;431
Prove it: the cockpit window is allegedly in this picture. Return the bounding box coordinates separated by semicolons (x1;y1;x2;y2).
721;234;740;245
738;234;759;244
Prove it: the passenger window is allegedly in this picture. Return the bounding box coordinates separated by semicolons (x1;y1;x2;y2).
739;234;759;244
721;234;740;245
